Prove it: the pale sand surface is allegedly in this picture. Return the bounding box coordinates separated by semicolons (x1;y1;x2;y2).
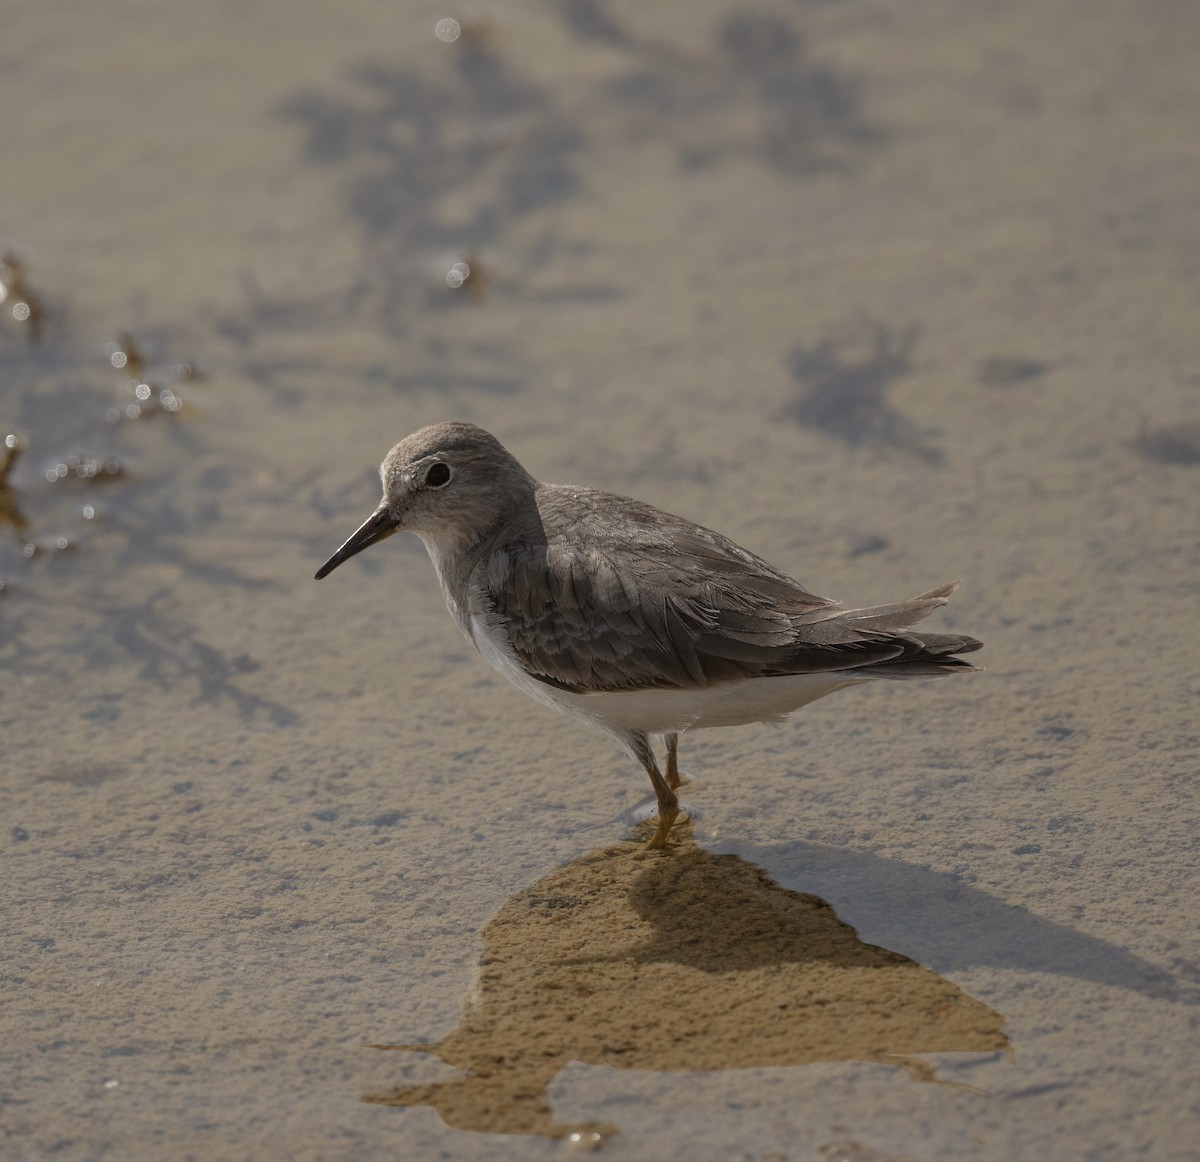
2;1;1198;1158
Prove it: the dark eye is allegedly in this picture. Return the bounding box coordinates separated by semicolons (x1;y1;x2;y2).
425;462;452;488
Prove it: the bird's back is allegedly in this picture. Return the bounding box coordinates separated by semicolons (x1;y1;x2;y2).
473;483;980;698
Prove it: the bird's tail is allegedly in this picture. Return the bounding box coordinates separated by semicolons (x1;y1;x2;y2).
839;581;983;677
837;580;962;631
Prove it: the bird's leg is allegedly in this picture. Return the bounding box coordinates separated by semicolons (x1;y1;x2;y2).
625;730;679;848
664;732;683;791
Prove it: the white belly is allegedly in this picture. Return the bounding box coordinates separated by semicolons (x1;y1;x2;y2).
468;612;865;736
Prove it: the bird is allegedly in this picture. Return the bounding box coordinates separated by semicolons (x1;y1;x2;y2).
315;422;981;848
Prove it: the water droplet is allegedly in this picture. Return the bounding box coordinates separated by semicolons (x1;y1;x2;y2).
565;1129;606;1152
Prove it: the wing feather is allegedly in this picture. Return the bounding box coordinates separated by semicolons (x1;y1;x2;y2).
479;486;977;694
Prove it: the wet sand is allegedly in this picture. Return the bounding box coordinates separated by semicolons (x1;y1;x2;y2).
2;0;1198;1157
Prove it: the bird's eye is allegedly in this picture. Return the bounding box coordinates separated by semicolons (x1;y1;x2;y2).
425;462;452;488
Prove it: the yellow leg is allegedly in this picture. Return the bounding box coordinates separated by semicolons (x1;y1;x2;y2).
646;797;679;849
664;732;683;791
625;731;679;849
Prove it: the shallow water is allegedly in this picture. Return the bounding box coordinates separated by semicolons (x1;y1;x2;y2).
3;1;1198;1158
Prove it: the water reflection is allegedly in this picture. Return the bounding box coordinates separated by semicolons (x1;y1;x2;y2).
365;824;1007;1139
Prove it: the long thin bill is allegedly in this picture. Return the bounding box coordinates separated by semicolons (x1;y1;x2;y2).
314;506;400;579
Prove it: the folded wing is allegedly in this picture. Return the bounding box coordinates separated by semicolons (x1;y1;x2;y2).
483;492;980;694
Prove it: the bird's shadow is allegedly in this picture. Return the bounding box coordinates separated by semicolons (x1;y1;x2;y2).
729;837;1188;1003
364;824;1010;1139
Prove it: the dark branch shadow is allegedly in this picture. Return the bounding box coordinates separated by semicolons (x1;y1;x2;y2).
785;320;944;464
106;591;297;726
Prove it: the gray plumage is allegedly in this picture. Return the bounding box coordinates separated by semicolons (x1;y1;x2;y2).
484;487;978;694
316;422;981;848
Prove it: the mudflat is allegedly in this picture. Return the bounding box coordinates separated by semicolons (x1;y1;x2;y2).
3;1;1197;1158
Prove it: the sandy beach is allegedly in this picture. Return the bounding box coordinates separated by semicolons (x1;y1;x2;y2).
3;1;1198;1157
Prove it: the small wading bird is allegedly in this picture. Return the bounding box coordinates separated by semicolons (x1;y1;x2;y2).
316;423;981;847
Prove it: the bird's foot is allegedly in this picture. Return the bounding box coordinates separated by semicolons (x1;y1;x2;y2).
645;803;680;849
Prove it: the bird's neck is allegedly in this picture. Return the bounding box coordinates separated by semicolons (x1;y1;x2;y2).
417;528;492;642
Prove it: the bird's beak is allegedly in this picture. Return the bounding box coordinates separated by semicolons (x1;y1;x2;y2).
314;506;400;579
